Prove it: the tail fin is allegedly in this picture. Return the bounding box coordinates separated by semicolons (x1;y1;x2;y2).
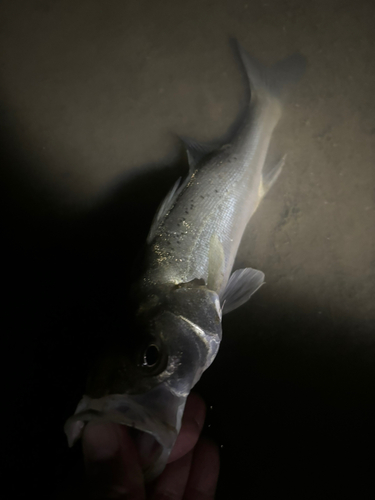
233;38;307;100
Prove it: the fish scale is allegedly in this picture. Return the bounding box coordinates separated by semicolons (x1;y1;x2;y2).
144;108;275;291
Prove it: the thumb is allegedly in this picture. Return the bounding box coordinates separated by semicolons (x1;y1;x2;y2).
82;422;145;499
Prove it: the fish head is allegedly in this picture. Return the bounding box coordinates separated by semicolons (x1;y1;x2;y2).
64;283;222;481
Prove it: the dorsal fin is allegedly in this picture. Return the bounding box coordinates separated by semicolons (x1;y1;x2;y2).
146;177;181;244
179;136;220;168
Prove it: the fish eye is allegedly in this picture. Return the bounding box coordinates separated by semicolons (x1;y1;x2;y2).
142;344;160;368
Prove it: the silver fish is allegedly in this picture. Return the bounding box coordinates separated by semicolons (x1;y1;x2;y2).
64;40;305;481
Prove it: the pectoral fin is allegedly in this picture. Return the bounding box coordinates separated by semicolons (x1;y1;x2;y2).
207;234;225;292
221;268;265;314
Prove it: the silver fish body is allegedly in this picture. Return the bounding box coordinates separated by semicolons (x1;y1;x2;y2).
64;41;305;481
143;100;282;296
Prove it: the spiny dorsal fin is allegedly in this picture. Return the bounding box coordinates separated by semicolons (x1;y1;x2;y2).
179;136;220;168
221;267;265;314
146;177;181;244
146;134;218;245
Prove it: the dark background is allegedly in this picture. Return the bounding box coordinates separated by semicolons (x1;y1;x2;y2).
2;1;374;498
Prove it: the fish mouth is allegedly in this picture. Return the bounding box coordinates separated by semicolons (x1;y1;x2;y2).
64;386;187;481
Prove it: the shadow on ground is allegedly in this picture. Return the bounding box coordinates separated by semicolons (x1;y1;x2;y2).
2;98;374;499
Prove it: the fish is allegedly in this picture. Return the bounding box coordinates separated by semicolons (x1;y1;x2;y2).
64;40;306;481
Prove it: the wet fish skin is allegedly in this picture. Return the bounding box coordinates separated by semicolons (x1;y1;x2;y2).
64;40;305;482
142;43;305;299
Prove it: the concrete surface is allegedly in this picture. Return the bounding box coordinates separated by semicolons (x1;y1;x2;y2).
2;0;374;498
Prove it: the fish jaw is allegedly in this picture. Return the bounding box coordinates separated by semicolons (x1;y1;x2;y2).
64;383;187;482
64;288;223;482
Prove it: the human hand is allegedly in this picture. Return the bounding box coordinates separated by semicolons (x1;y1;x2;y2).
59;392;219;499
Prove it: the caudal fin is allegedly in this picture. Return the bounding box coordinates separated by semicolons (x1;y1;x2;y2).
233;39;307;100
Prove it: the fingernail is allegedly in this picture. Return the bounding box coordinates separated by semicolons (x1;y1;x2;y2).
83;422;120;462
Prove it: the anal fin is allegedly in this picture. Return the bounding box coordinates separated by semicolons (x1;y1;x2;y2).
261;154;286;197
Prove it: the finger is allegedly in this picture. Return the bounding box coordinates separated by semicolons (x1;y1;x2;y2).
168;392;206;463
83;421;145;500
148;450;194;500
183;437;220;500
